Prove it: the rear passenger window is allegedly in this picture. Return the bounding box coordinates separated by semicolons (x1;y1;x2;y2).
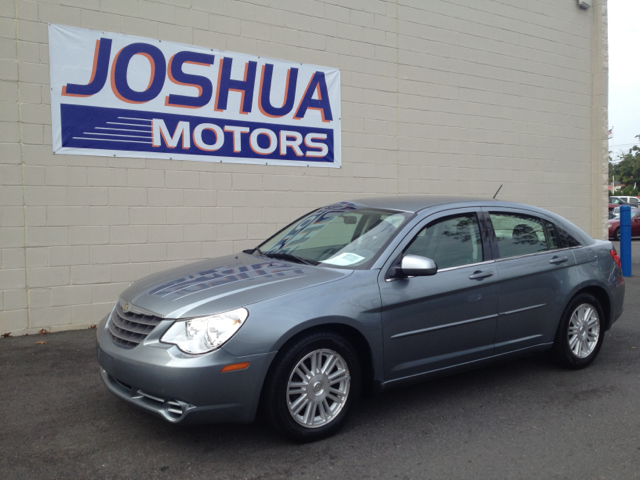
489;213;550;259
404;213;483;269
557;226;581;248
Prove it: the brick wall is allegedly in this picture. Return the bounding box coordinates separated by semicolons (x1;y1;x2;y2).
0;0;607;335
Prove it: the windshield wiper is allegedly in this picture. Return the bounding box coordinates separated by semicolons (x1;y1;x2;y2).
261;251;318;266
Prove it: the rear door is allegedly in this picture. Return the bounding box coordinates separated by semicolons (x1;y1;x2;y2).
485;209;577;354
379;209;499;382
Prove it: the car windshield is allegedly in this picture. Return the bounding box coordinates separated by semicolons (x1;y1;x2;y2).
255;202;413;268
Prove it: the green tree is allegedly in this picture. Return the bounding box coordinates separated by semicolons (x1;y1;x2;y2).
609;134;640;191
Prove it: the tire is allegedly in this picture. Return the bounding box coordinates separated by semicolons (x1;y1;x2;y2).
263;330;361;443
550;293;605;369
613;228;620;241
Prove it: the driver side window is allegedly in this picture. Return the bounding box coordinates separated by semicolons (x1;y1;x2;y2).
404;214;483;270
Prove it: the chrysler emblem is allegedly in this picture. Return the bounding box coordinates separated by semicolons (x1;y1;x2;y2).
123;303;130;312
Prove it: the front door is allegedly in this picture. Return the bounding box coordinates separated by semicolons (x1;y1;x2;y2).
380;211;499;383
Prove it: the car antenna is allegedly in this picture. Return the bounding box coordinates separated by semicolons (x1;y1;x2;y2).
492;184;503;199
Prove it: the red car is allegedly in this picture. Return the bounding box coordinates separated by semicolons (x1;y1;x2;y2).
608;210;640;240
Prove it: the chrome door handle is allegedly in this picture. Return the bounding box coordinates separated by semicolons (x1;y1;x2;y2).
549;256;569;265
469;270;494;280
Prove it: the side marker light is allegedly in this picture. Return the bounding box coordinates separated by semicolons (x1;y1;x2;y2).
221;362;250;373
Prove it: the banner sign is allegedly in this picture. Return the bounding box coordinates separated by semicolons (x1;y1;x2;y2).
48;24;341;167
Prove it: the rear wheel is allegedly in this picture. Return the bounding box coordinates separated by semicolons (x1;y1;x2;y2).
550;293;604;369
263;331;361;443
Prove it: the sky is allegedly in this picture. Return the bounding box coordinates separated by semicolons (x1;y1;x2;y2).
608;0;640;160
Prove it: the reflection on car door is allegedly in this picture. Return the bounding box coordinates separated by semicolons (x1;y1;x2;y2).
487;210;578;354
379;210;499;383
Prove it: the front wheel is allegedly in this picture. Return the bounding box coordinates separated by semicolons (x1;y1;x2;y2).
263;331;361;442
550;293;605;369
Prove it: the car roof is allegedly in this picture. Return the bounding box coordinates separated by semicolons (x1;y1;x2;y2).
350;195;493;213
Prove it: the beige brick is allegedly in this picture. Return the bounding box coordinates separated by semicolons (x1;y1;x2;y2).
100;0;139;16
2;248;25;269
26;226;68;247
61;0;100;10
30;306;72;328
29;288;51;308
0;59;18;81
22;124;44;144
113;263;153;282
0;121;19;142
148;188;183;206
109;225;147;244
130;243;166;262
39;3;82;25
108;187;147;206
130;207;166;225
0;267;26;289
202;240;234;258
127;169;165;187
2;206;26;227
175;6;208;29
218;223;247;241
88;168;127;187
81;9;121;31
0;100;18;122
68;187;108;206
122;15;159;38
0;143;21;164
158;23;192;44
167;242;201;260
69;226;109;245
89;244;129;264
184;189;216;207
111;262;150;283
92;283;126;304
0;309;29;333
0;185;22;207
184;224;216;242
166;206;199;224
71;264;111;284
148;224;183;243
27;266;70;288
50;284;92;307
139;0;174;23
201;206;232;224
49;245;90;266
89;206;129;225
26;247;47;267
47;207;90;226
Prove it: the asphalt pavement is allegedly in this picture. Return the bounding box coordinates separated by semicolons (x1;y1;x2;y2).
2;241;640;480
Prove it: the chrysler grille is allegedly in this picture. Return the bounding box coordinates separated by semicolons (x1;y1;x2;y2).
108;302;163;348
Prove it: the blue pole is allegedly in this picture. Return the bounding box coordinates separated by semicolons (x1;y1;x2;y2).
620;204;632;277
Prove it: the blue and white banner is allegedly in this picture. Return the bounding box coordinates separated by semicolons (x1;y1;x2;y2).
48;24;341;167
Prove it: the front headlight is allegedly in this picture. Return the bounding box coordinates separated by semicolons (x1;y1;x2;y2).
160;307;249;354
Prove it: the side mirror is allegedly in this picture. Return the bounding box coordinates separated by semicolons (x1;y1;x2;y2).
400;254;438;277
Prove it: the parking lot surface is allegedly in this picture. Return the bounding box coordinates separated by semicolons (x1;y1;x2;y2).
2;241;640;480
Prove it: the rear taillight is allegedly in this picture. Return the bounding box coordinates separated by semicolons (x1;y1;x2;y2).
610;248;621;268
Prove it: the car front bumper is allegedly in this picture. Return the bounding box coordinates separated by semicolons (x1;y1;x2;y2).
96;313;276;425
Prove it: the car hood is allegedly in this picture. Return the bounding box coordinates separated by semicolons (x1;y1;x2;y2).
119;252;353;319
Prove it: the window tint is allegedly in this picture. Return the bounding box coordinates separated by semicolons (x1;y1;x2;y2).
489;213;548;258
544;221;559;249
556;225;581;248
404;214;483;269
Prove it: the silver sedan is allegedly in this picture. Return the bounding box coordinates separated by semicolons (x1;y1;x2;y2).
96;197;625;442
